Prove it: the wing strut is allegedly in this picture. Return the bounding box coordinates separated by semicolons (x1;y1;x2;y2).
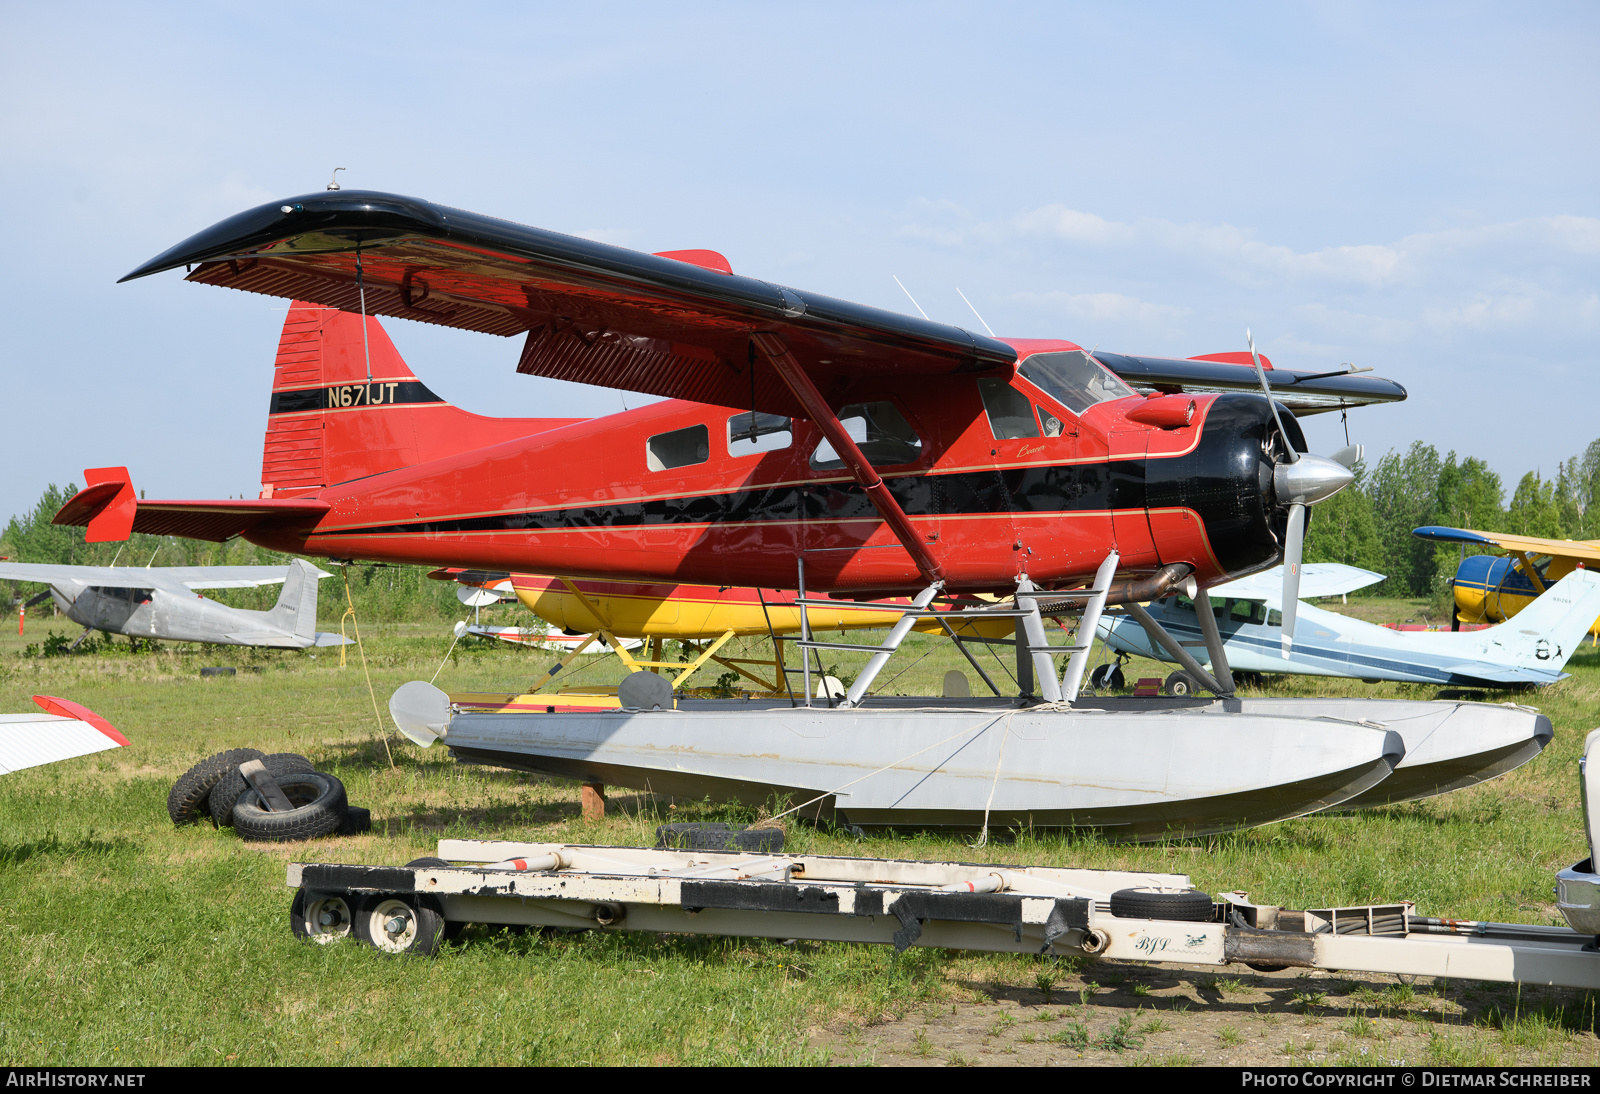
750;332;945;586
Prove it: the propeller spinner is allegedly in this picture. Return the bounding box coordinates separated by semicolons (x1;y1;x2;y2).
1247;330;1359;656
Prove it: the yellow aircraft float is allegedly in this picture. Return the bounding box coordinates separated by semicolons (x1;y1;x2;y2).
1413;526;1600;639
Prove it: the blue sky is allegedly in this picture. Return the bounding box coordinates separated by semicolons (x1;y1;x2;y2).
2;2;1595;524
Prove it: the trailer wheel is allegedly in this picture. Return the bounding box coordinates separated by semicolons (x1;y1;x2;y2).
290;888;354;944
166;748;265;826
209;752;314;826
234;771;348;843
1109;886;1214;922
353;892;445;956
1163;671;1198;698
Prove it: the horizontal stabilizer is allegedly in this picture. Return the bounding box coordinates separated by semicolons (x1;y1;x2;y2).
54;469;329;543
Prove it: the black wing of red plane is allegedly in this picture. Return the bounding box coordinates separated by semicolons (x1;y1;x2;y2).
120;190;1017;420
1094;352;1406;416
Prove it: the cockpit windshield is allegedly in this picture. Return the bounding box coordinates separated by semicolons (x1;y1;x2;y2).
1017;351;1135;415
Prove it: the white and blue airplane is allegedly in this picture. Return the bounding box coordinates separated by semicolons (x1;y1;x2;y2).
1095;563;1600;691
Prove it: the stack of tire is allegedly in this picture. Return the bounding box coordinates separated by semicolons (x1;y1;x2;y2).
166;748;371;841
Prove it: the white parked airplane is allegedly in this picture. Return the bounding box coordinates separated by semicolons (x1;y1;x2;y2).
0;696;128;775
1095;563;1600;691
2;559;350;648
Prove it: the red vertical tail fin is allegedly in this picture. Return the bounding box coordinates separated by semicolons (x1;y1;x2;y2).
260;302;586;497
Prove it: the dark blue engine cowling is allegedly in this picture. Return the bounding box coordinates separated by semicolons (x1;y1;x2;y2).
1144;393;1307;580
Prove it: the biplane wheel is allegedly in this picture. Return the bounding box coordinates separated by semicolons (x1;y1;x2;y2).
290;888;354;945
353;892;446;956
1109;886;1214;922
166;747;265;826
1163;671;1198;698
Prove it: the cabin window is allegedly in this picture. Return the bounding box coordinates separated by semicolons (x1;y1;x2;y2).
646;423;710;472
1229;598;1266;625
1266;609;1283;628
1171;595;1196;613
1018;351;1134;414
91;586;153;604
810;401;923;470
727;411;792;455
1036;405;1063;438
976;379;1040;440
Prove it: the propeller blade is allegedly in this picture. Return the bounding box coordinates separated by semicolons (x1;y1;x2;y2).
1247;329;1298;464
1330;444;1364;470
1280;502;1306;656
24;590;54;609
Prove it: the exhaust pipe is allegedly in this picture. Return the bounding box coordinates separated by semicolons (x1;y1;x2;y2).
1035;563;1194;615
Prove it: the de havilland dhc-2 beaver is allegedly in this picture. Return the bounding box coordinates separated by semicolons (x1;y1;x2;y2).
53;188;1557;838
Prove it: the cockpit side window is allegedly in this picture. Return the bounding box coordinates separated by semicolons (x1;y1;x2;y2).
1229;598;1266;625
727;411;792;456
647;424;710;471
810;401;923;470
1018;351;1135;415
976;379;1041;440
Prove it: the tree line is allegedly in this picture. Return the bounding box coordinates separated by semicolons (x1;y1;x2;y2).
1304;437;1600;598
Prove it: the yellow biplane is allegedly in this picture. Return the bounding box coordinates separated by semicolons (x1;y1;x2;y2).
1413;526;1600;639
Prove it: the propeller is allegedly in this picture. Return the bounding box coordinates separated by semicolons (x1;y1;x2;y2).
1246;330;1357;657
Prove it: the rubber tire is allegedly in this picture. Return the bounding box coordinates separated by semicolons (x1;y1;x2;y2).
337;805;372;836
1090;664;1126;691
166;748;265;826
1109;886;1215;922
233;771;348;843
289;888;355;945
353;891;446;955
1163;671;1198;698
209;752;315;827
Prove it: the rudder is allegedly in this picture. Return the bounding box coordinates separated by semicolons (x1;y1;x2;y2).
260;301;587;497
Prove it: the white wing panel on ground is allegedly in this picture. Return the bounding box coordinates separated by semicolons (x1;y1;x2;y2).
0;712;126;775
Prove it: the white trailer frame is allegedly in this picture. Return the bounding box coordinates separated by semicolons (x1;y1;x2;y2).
287;837;1600;989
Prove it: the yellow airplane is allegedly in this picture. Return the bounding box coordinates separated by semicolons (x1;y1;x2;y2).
1413;526;1600;639
431;570;1020;708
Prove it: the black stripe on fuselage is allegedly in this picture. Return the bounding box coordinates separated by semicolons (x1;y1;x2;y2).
312;460;1148;539
270;380;445;414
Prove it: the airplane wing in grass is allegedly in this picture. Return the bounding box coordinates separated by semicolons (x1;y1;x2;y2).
0;697;129;776
1412;526;1600;564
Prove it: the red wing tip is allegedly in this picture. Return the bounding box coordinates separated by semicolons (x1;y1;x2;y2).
31;695;132;747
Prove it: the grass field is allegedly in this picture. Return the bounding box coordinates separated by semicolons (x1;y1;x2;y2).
2;598;1598;1066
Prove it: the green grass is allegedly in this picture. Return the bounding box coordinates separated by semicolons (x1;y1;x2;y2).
2;596;1599;1064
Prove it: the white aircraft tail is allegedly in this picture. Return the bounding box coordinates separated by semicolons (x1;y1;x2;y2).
265;559;322;644
1478;567;1600;672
